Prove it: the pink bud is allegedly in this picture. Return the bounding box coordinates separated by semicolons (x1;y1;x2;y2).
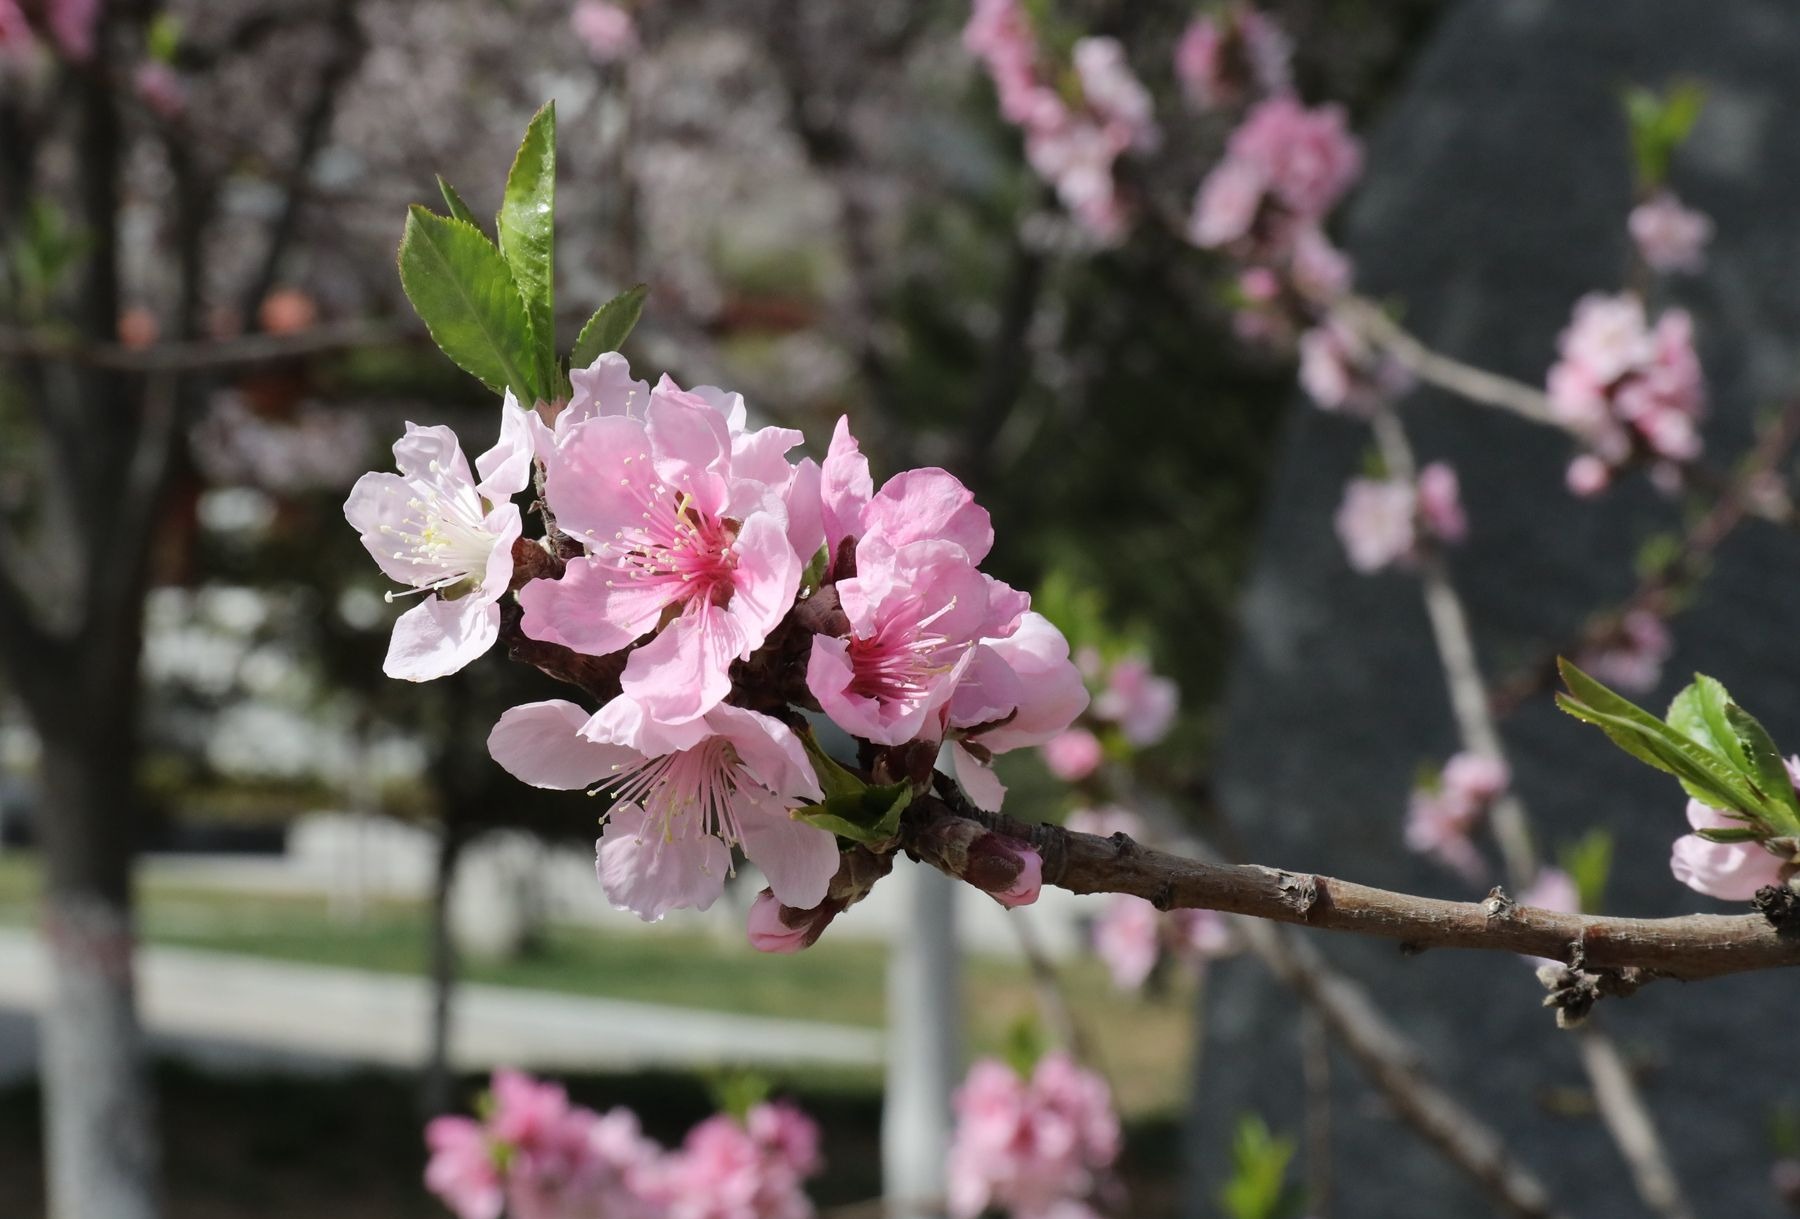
990;843;1042;908
746;889;822;954
1566;454;1611;498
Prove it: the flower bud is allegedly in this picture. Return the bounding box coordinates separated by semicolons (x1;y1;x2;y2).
969;834;1043;908
746;889;835;954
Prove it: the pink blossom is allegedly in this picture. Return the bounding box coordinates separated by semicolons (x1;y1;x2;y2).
46;0;95;61
989;840;1043;907
1547;293;1706;476
1575;610;1672;695
425;1116;504;1219
1173;907;1234;960
1289;226;1353;303
1565;453;1611;498
345;399;533;681
1190;94;1362;251
487;698;834;920
746;889;813;954
1671;799;1785;901
1173;6;1291;110
1093;894;1160;990
645;1102;821;1219
1517;867;1580;969
946;612;1091;811
571;0;639;64
520;376;803;724
0;0;34;62
1093;655;1179;747
1042;728;1103;781
1333;477;1415;574
807;537;994;746
1414;462;1467;545
1297;315;1407;415
133;61;187;120
1404;751;1509;881
1072;37;1158;152
1629;192;1712;274
948;1054;1120;1219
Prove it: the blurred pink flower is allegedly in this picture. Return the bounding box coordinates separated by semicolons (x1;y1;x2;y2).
571;0;639;64
1334;477;1415;574
1629;191;1712;274
948;1053;1120;1219
133;61;188;120
1414;462;1467;545
1093;655;1179;747
1404;751;1509;881
1174;5;1291;110
1297;314;1408;415
47;0;95;61
1093;894;1160;989
1575;609;1672;695
1547;293;1706;477
1190;94;1362;251
1042;727;1104;781
424;1117;503;1219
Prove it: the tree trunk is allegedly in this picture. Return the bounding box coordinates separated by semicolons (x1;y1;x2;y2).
34;694;158;1219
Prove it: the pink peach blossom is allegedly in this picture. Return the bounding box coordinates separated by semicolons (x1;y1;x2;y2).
1190;94;1362;251
1414;462;1467;545
571;0;639;64
488;698;834;920
1629;191;1712;274
1576;609;1672;695
1093;894;1161;990
1174;6;1291;110
1093;655;1179;747
521;376;803;724
946;612;1091;811
1333;477;1415;574
948;1053;1120;1219
1671;799;1785;901
1042;728;1104;781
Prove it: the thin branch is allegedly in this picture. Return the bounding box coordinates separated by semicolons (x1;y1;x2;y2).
0;318;418;373
1299;1006;1333;1218
907;797;1800;984
1574;1029;1696;1219
1338;296;1560;428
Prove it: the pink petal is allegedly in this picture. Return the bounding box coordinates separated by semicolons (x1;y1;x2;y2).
597;804;731;920
952;743;1006;812
705;704;822;801
488;700;636;789
738;793;840;910
383;597;499;681
727;512;804;644
784;457;826;564
345;471;441;586
619;603;748;724
971;613;1089;753
516;557;653;657
863;468;993;563
474;392;535;500
646;378;732;516
820;416;873;556
541;415;655;541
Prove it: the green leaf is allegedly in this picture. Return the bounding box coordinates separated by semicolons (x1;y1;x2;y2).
436;176;481;231
1667;675;1749;773
1726;703;1800;835
1219;1115;1302;1219
1001;1015;1047;1077
798;783;912;845
397;205;540;400
569;284;648;370
1557;661;1768;815
147;14;181;63
706;1071;771;1123
497;102;557;397
1696;825;1764;844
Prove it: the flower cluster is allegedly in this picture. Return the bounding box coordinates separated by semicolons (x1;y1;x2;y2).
1671;757;1798;901
1547;293;1706;494
1403;752;1511;882
1332;462;1466;575
1573;608;1672;695
1174;3;1291;111
1628;191;1713;276
947;1053;1121;1219
1188;94;1362;260
964;0;1158;242
1297;309;1410;413
1039;650;1180;782
425;1070;821;1219
349;353;1085;929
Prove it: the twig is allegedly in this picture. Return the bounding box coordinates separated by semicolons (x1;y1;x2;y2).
0;318;419;372
1299;1006;1333;1218
1007;908;1086;1059
1337;296;1561;428
907;797;1800;984
1575;1029;1696;1219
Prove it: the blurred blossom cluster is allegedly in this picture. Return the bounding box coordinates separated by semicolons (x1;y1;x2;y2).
192;394;374;495
1173;3;1291;111
964;0;1158;242
1038;649;1179;782
426;1069;821;1219
1628;191;1713;275
948;1053;1121;1219
1332;461;1465;575
1548;293;1706;495
1403;752;1510;882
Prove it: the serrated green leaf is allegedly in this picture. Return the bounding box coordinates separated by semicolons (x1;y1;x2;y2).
436;176;481;230
570;284;648;370
797;782;912;845
497;102;556;397
1667;675;1749;772
1726;703;1800;834
397;206;540;400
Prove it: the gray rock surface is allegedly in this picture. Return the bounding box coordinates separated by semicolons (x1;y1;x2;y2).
1193;2;1800;1216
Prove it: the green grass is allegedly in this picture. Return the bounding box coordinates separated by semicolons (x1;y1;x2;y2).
0;851;1198;1116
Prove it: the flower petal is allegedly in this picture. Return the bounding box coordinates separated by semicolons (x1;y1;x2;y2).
618;603;748;724
596;803;731;921
383;597;498;681
489;700;635;789
739;795;839;910
474;391;535;500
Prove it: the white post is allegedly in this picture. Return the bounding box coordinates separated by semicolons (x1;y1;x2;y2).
883;856;961;1218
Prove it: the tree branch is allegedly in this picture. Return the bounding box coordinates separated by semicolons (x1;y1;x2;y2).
905;797;1800;985
1337;296;1560;428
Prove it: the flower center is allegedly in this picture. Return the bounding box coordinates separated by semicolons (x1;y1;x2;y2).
847;596;966;703
379;461;494;600
605;738;748;851
603;466;739;608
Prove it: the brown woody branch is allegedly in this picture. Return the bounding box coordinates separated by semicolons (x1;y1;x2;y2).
905;796;1800;985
